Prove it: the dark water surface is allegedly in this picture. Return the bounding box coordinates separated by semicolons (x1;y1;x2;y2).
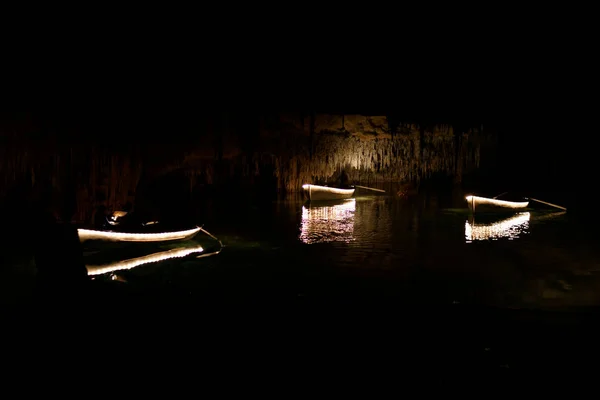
5;190;600;375
204;193;600;310
3;190;600;311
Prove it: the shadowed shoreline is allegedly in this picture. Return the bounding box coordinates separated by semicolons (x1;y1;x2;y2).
30;203;90;304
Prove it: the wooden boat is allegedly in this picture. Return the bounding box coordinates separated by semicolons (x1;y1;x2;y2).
302;184;355;201
465;195;528;213
78;226;201;243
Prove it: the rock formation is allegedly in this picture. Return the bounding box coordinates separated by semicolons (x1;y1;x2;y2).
1;112;489;224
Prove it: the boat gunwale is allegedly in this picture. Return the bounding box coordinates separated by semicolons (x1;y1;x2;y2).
77;226;201;242
302;184;356;195
466;195;529;208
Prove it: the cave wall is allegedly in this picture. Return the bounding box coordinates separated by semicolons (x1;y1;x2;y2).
0;131;143;224
175;113;488;192
0;112;489;224
0;113;144;224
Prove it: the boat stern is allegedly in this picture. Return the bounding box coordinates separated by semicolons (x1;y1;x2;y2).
302;184;311;200
465;195;475;211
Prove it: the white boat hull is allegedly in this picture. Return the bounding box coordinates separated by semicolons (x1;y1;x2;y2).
303;184;355;201
78;226;201;243
466;195;528;213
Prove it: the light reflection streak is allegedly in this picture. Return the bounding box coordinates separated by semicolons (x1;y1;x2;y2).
78;226;201;243
86;244;204;276
536;211;567;221
465;212;530;242
299;199;356;244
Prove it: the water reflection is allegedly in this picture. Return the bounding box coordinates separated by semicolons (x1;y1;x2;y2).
86;244;204;276
536;211;567;221
465;212;530;242
299;199;356;244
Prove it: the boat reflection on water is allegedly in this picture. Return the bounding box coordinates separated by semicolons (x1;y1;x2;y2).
299;198;356;244
465;212;530;242
86;244;204;276
535;211;567;221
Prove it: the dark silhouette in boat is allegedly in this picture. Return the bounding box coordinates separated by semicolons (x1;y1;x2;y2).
101;209;194;233
303;170;356;201
336;169;352;189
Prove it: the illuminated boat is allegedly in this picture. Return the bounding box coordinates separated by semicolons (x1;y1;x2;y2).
78;226;201;243
302;184;355;201
465;195;528;213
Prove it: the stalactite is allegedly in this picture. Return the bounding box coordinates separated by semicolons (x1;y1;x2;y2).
1;116;489;221
0;129;144;224
309;111;315;160
231;123;484;192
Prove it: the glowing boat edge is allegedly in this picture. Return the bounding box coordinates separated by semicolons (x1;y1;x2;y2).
78;226;201;243
465;195;528;212
302;184;355;201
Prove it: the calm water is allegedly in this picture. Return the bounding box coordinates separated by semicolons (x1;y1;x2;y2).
3;190;600;311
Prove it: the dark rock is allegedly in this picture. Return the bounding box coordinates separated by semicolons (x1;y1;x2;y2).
33;212;89;303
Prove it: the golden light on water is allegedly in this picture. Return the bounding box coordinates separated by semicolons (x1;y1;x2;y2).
299;199;356;244
86;244;204;276
465;212;530;242
78;226;201;243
